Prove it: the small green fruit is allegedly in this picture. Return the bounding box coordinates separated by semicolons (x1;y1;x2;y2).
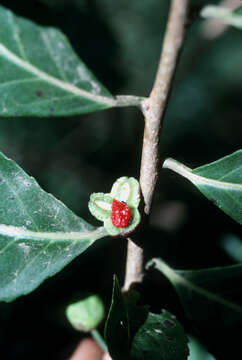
88;177;141;236
66;295;105;332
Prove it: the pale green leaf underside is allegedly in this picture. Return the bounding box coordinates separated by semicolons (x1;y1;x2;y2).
0;5;116;117
163;150;242;224
188;337;215;360
221;234;242;262
0;151;107;302
201;5;242;30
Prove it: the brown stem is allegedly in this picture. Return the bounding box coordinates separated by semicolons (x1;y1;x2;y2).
123;0;190;292
123;239;144;292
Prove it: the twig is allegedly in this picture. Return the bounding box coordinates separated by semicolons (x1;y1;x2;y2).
123;0;190;292
123;239;144;292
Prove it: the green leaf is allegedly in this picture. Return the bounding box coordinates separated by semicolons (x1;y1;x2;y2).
105;275;188;360
201;5;242;30
148;258;242;315
104;275;130;360
148;258;242;355
130;309;189;360
66;294;105;332
188;337;215;360
0;151;107;302
233;6;242;16
221;233;242;262
163;150;242;224
0;5;116;117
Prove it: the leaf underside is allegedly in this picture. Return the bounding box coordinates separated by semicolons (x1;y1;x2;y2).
0;151;107;302
163;150;242;224
0;5;115;117
193;150;242;224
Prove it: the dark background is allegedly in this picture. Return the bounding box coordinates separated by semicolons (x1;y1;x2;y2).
0;0;241;359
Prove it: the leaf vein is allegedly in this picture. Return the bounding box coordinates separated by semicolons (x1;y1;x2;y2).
40;31;68;82
0;169;40;231
0;44;115;106
8;10;28;61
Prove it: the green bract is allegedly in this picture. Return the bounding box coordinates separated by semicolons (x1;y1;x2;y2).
88;177;141;236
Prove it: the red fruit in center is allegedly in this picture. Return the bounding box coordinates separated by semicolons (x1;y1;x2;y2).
111;199;131;228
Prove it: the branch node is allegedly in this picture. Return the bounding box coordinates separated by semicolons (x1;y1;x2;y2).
123;0;190;292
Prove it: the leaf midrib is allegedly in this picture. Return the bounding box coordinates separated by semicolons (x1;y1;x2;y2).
0;224;107;241
163;158;242;191
0;225;107;284
0;44;116;106
151;259;242;315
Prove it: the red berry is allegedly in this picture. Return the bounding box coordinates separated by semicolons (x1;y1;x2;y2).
111;199;131;228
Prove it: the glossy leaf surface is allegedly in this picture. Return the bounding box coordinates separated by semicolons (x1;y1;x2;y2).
0;152;107;302
104;275;130;360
